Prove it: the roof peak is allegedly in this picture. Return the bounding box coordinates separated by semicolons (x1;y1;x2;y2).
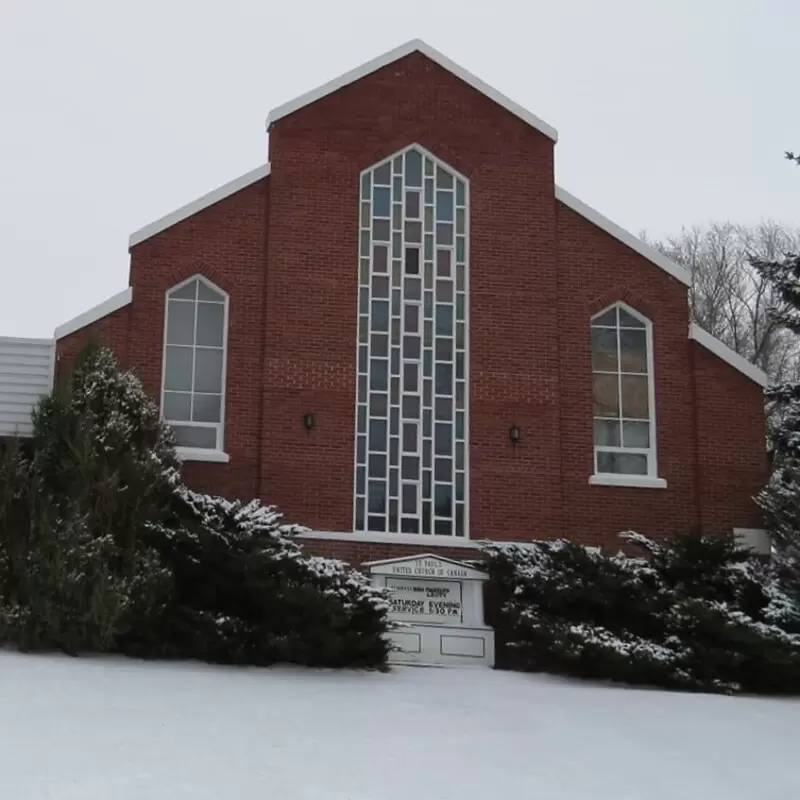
265;39;558;142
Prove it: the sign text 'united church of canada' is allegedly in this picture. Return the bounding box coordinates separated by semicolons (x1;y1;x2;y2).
389;558;469;579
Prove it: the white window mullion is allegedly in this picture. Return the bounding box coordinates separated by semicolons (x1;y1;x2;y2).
355;145;468;537
591;303;657;480
394;157;405;535
162;276;228;453
615;311;624;446
646;322;656;477
189;279;199;429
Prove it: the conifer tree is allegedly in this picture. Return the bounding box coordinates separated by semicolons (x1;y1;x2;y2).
751;153;800;555
0;344;175;651
1;344;391;666
31;343;180;560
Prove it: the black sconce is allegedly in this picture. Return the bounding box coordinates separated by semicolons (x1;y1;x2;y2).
303;412;315;433
509;424;521;445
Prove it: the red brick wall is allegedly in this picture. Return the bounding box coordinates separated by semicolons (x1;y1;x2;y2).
298;538;481;567
263;50;559;538
692;341;768;533
556;202;700;548
53;49;767;554
56;177;270;500
128;177;269;500
55;305;131;383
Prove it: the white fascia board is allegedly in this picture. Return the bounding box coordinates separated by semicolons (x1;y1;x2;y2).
555;186;692;288
54;287;133;340
689;323;768;387
266;39;558;143
128;164;271;249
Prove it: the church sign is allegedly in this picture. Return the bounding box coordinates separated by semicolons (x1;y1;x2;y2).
365;554;495;667
386;577;462;624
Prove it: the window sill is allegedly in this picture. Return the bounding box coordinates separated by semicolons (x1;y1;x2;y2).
176;447;230;464
297;530;483;549
589;474;667;489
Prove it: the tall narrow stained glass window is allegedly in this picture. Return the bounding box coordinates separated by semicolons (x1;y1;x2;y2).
355;146;469;537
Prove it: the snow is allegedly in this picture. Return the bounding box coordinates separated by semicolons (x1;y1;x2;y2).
0;651;797;799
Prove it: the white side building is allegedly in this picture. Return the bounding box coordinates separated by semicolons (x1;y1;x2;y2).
0;337;56;437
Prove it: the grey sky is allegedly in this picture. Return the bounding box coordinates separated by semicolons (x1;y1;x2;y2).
1;0;796;338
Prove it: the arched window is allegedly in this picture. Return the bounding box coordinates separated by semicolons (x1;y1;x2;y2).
161;276;228;453
354;145;469;537
591;303;657;478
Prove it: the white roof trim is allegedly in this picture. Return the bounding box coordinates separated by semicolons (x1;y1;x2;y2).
266;39;558;142
689;323;768;387
54;287;133;340
129;164;271;249
555;186;692;288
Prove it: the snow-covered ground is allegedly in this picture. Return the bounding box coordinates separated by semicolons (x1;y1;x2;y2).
0;651;797;799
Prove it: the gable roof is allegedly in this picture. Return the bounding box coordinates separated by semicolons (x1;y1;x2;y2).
128;164;271;250
54;287;133;340
555;189;765;386
265;39;559;143
689;323;768;387
555;186;692;287
117;44;766;391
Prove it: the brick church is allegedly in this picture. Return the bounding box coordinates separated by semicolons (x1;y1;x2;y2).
53;40;769;564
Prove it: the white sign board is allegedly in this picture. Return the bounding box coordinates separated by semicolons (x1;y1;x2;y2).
369;555;487;581
365;553;495;667
386;577;462;624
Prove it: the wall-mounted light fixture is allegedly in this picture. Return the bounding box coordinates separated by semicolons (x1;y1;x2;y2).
509;424;521;445
303;412;315;433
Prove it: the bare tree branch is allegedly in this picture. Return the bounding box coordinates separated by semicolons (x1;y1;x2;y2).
646;222;800;383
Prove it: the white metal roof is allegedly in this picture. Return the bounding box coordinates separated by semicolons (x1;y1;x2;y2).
129;41;555;250
265;39;559;142
555;186;692;287
54;288;133;340
114;39;767;391
689;323;768;387
128;164;271;250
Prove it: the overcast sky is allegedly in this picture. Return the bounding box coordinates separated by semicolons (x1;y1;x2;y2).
1;0;797;337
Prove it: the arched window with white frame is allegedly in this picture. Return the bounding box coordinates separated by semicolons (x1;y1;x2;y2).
161;276;228;453
590;303;657;478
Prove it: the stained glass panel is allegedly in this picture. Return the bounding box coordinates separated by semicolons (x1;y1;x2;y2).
355;147;468;536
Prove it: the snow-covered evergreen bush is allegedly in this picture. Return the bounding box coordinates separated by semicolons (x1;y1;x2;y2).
0;345;176;651
0;504;172;654
485;532;800;695
132;487;391;668
31;343;180;556
0;344;391;666
0;438;33;604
